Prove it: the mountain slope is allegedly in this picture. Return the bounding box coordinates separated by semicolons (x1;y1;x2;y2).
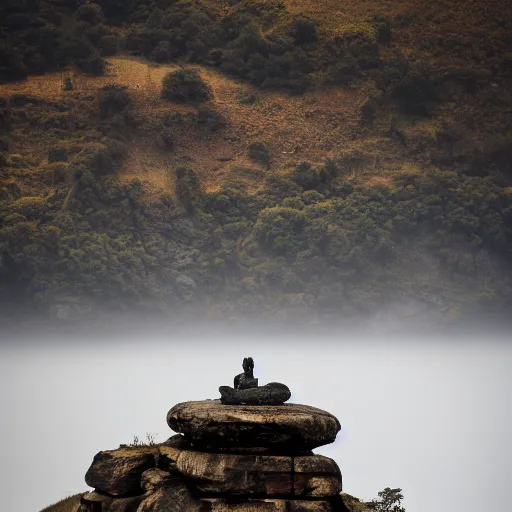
0;0;511;325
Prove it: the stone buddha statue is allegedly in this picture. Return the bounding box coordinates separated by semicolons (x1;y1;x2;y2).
234;357;258;390
220;357;291;405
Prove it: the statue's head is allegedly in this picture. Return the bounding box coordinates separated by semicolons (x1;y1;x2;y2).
242;357;254;373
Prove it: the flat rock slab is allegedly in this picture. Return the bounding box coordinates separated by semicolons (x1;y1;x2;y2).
175;451;341;498
199;498;336;511
85;447;157;497
167;401;341;452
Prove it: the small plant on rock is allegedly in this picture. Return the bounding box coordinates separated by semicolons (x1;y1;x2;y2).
366;487;406;512
129;432;158;447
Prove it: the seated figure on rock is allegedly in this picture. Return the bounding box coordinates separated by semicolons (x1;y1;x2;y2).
234;357;258;390
220;357;291;405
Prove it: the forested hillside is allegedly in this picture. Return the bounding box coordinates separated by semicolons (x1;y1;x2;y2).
1;0;511;324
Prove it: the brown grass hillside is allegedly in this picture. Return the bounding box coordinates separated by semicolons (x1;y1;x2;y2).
39;493;83;512
0;56;369;196
1;0;511;199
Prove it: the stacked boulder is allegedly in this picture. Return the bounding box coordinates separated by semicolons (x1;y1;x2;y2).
80;358;347;512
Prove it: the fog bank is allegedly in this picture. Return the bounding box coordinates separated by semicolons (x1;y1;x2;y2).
1;328;511;511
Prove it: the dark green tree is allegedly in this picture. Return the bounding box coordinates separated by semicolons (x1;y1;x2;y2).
367;487;405;512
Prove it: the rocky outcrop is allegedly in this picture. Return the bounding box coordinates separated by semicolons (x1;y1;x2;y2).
84;447;157;496
175;451;341;498
294;455;342;498
81;360;348;511
137;476;199;512
167;400;341;452
177;451;293;496
140;469;173;493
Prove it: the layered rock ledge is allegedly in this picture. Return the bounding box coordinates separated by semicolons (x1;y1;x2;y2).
177;451;341;498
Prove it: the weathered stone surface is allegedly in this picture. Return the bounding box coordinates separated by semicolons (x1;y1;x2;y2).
193;445;314;456
294;455;342;497
176;450;293;496
79;492;144;512
80;492;111;512
198;498;336;511
337;493;366;512
137;476;200;512
167;401;341;452
219;383;291;405
106;495;145;512
141;468;173;493
162;433;189;448
175;451;341;498
158;434;188;471
85;447;157;497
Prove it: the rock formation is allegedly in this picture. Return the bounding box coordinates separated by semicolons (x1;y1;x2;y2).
79;358;351;511
219;382;291;405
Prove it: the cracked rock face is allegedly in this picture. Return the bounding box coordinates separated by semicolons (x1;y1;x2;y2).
167;400;341;452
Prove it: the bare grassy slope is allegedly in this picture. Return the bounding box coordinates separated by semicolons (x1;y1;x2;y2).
1;0;510;198
0;56;367;195
39;493;83;512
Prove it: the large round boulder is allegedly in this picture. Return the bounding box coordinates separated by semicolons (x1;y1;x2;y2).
84;446;157;496
167;400;341;452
